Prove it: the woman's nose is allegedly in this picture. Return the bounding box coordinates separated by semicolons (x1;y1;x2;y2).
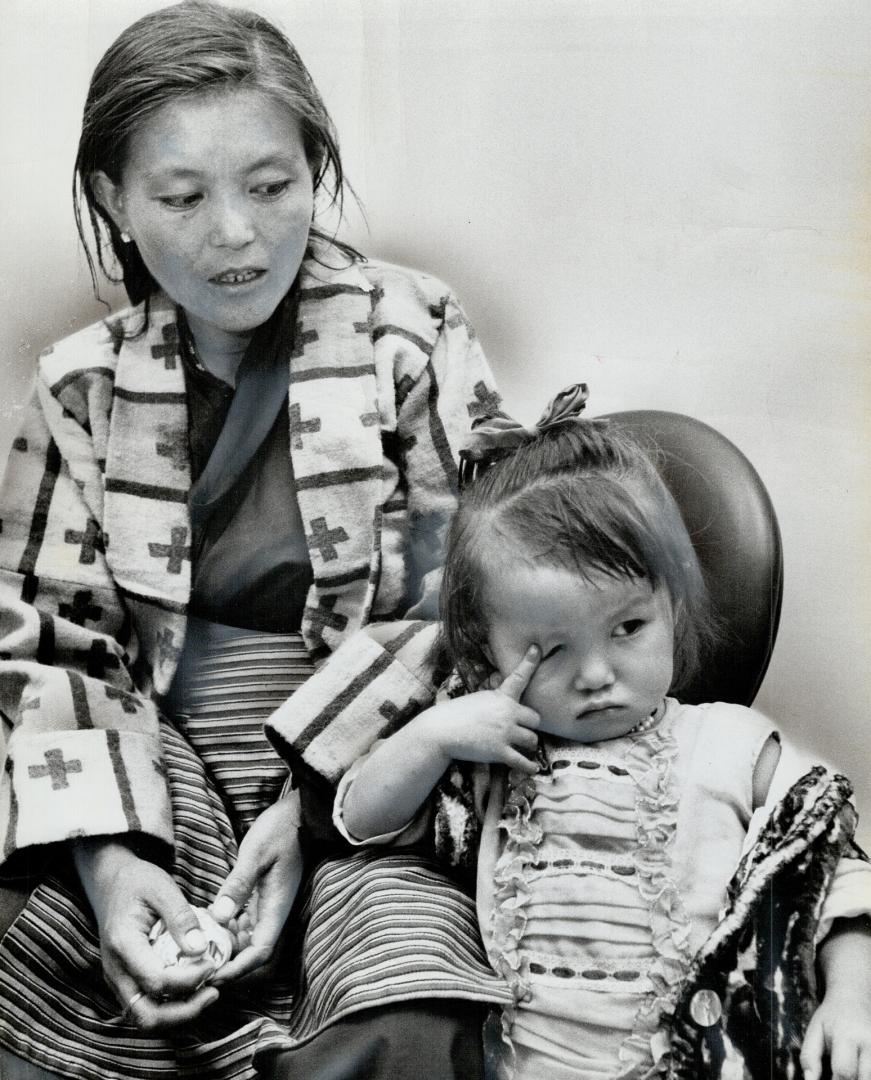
209;199;256;249
573;653;615;693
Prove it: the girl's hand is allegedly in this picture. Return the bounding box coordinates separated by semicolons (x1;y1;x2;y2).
800;995;871;1080
208;794;303;985
423;646;541;774
801;917;871;1080
73;838;219;1030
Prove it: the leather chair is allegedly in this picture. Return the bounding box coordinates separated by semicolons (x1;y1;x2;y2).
604;410;783;707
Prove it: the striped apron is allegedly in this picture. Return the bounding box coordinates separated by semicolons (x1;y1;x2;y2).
0;622;509;1079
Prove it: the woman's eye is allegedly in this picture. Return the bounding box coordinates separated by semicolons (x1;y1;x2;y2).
159;193;202;210
615;619;645;638
253;179;292;198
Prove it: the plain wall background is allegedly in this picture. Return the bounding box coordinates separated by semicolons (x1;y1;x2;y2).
2;0;869;845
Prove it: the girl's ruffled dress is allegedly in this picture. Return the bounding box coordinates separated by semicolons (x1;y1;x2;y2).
475;698;863;1080
336;697;870;1080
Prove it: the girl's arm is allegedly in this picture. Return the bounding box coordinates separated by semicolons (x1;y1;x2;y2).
751;732;871;1077
341;647;541;841
800;915;871;1080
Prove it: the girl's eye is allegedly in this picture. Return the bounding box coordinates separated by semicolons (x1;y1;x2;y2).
253;179;292;198
159;193;202;210
540;644;562;662
615;619;645;638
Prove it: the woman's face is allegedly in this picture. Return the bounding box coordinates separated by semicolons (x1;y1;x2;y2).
96;88;314;343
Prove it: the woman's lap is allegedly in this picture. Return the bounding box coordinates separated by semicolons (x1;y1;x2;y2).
0;641;506;1077
260;1000;487;1080
1;1001;486;1080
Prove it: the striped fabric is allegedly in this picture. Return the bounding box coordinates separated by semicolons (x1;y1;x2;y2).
169;622;312;834
0;630;508;1079
280;851;512;1045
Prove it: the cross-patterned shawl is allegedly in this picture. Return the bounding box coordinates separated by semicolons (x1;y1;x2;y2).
0;245;500;861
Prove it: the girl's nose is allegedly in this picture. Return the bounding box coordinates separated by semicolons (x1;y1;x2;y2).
573;654;615;693
209;199;256;249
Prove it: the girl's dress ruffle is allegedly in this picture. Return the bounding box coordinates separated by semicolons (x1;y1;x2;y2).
488;766;544;1074
617;710;695;1077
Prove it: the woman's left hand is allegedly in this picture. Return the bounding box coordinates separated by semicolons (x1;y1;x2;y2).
208;793;303;985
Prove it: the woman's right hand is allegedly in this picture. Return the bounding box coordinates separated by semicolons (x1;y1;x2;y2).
73;837;219;1030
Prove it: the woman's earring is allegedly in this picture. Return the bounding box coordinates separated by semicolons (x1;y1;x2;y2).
120;231;132;244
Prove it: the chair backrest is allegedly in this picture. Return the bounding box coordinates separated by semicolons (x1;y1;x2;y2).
602;410;783;707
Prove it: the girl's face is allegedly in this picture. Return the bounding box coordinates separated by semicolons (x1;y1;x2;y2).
484;560;675;743
94;88;314;348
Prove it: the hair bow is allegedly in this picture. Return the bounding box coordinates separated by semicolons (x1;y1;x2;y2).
459;383;590;487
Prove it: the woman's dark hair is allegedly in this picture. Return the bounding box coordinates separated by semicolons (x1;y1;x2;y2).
73;0;349;308
441;419;715;696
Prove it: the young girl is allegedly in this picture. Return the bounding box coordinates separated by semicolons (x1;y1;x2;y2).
332;385;871;1080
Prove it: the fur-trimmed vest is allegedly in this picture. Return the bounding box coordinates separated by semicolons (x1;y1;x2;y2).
665;766;864;1080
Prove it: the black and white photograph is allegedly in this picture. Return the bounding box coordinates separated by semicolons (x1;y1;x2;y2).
0;2;869;1078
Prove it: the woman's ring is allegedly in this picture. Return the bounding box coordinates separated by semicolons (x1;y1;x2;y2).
120;989;146;1022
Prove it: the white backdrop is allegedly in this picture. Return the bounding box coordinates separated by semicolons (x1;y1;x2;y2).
2;0;869;844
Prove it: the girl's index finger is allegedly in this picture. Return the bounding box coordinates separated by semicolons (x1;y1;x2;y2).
497;645;540;702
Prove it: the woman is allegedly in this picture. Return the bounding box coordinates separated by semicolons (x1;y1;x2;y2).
0;3;509;1077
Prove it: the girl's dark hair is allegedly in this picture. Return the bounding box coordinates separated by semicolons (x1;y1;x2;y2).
441;419;714;696
73;0;349;309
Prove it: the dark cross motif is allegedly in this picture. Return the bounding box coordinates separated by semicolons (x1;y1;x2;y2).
467;381;502;419
369;284;385;313
288;403;321;449
87;639;121;679
64;519;105;565
155;426;188;471
151;322;180;370
379;698;420;734
395;374;416;412
58;589;103;627
148;527;191;574
105;685;139;714
155;628;181;667
12;437;27;453
106;318;125;356
290;325;319;360
359;411;379;428
28;748;82;790
306;517;349;563
304;594;348;640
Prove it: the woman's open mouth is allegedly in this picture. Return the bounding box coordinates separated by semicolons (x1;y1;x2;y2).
210;268;266;286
